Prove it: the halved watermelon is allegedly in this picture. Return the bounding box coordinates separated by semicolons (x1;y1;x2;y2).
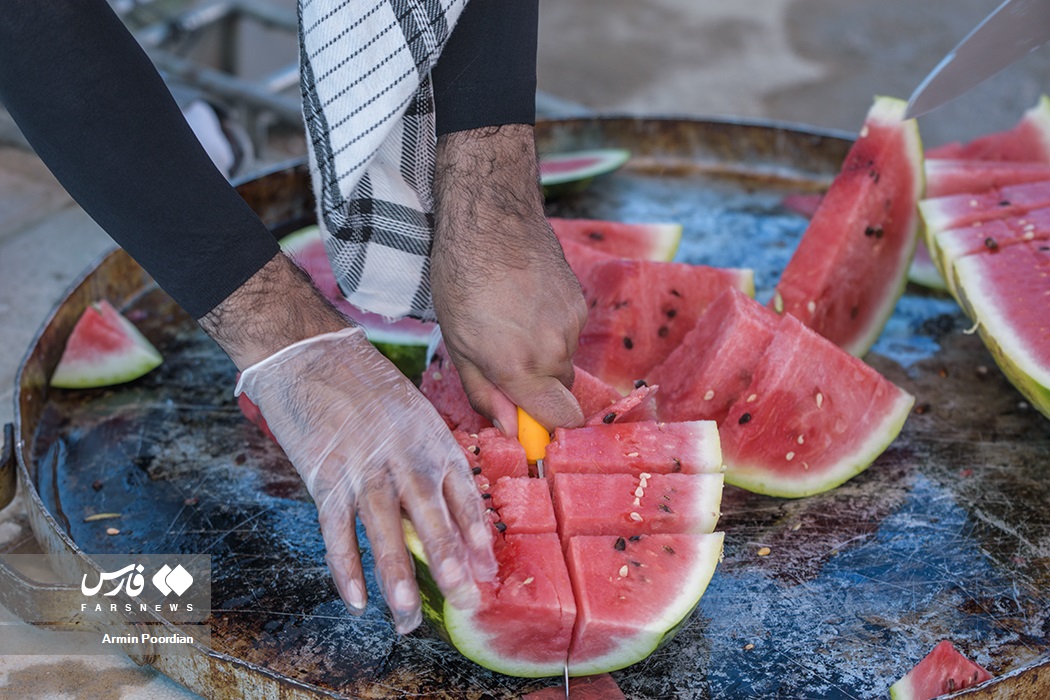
718;312;914;497
953;242;1050;419
549;218;681;263
770;96;924;357
575;258;754;393
889;640;992;699
925;95;1050;162
51;300;163;389
278;226;437;379
540;149;631;198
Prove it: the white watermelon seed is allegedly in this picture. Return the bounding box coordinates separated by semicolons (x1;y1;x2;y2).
629;512;643;522
634;486;645;498
746;393;757;403
523;577;534;585
757;547;771;556
619;565;629;578
703;389;715;401
859;125;869;138
969;199;979;207
806;300;816;314
106;527;120;536
432;371;443;380
802;462;810;470
640;472;652;479
797;435;805;445
626;452;640;458
633;498;641;507
773;291;784;313
816;392;824;408
786;451;795;461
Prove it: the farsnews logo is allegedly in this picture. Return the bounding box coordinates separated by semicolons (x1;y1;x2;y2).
81;563;194;598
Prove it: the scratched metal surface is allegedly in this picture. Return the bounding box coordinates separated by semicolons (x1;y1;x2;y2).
19;119;1050;699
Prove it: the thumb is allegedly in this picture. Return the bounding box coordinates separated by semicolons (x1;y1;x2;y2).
455;361;521;435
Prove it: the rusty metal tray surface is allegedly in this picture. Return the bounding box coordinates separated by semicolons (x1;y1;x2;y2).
10;118;1050;699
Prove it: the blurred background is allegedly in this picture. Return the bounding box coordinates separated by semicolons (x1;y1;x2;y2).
1;0;1048;697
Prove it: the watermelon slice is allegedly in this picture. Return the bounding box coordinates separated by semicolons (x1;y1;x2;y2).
540;149;631;198
582;383;658;426
919;181;1050;237
770;96;924;357
925;158;1050;198
549;217;681;263
51;300;163;389
953;241;1050;419
925;95;1050;162
575;258;754;393
889;640;992;699
718;312;915;497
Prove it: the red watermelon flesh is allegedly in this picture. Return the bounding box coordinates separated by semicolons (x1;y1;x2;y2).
453;429;529;493
560;237;619;284
571;366;622;416
935;209;1050;296
236;390;278;443
419;345;493;433
953;241;1050;418
925;158;1050;198
771;96;923;357
889;640;992;700
576;258;754;393
925;95;1050;162
549;217;681;263
920;181;1050;236
583;383;658;426
718;313;914;497
489;476;558;535
552;472;723;539
544;421;723;478
650;288;779;425
564;532;724;675
781;192;825;218
50;300;164;389
522;673;626;700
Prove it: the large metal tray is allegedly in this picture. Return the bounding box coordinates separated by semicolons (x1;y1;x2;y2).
5;117;1050;699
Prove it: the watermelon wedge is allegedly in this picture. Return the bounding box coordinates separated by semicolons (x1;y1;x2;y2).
51;300;163;389
889;640;992;699
770;96;924;357
540;149;631;198
925;95;1050;162
575;258;754;393
549;217;681;263
953;242;1050;419
925;158;1050;198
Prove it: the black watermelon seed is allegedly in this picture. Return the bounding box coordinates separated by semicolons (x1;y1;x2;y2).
471;466;482;475
634;379;648;388
670;289;682;297
984;237;999;251
602;412;617;424
629;535;642;542
588;230;605;240
631;560;642;567
739;412;752;425
614;537;626;551
658;326;669;338
671;457;682;473
999;200;1011;207
623;337;634;350
663;545;676;555
482;493;492;499
850;305;859;319
494;521;507;533
658;503;672;513
666;308;677;318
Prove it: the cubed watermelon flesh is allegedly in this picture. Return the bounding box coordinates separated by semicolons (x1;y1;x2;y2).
889;640;992;700
552;472;723;539
454;429;529;492
522;673;626;700
489;476;558;535
771;96;924;357
51;300;163;389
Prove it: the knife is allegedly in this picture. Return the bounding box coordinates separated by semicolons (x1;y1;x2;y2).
904;0;1050;119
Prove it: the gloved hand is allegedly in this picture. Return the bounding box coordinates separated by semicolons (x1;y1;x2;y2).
431;124;588;434
235;327;498;633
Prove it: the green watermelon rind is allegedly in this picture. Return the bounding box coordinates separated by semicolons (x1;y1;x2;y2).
50;302;164;389
846;96;926;358
953;257;1050;420
722;389;915;498
566;532;724;677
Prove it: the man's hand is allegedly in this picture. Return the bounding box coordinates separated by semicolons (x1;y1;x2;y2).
431;124;588;434
201;255;497;633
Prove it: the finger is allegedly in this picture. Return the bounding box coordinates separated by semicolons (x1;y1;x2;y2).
356;472;423;634
317;500;368;615
397;455;482;609
503;373;584;431
441;461;498;583
455;361;519;435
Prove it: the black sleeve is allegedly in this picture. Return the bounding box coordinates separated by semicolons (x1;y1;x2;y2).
0;0;280;319
431;0;538;136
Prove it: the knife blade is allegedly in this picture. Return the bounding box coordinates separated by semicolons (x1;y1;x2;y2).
563;662;570;699
904;0;1050;119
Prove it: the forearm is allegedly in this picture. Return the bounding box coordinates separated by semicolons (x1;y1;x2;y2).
0;0;278;319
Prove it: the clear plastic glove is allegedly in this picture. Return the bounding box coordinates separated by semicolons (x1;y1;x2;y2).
235;327;497;633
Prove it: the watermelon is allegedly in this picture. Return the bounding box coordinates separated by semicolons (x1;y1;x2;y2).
522;673;625;700
888;640;992;699
552;472;723;539
278;226;436;379
582;383;658;426
718;311;914;497
540;149;631;198
454;429;529;491
571;366;623;417
575;258;754;393
925;158;1050;198
543;421;723;478
953;241;1050;419
919;181;1050;238
406;419;725;677
419;343;493;433
51;300;163;389
549;217;681;264
770;96;924;357
925;94;1050;162
781;192;824;218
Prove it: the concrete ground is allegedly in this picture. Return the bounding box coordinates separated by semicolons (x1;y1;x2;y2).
1;0;1048;697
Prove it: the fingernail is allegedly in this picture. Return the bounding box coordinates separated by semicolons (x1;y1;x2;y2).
395;607;422;635
439;557;467;590
492;419;504;434
346;579;366;612
393;580;416;612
